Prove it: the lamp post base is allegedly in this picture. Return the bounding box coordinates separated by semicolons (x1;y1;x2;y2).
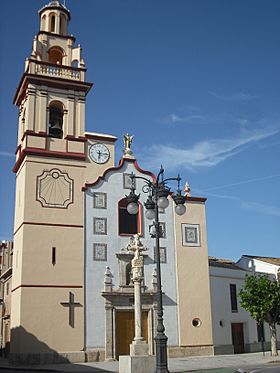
154;333;169;373
119;355;156;373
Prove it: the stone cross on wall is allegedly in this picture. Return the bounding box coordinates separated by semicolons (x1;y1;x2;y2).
61;292;82;328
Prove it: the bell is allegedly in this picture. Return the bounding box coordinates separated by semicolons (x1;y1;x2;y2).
49;122;63;138
49;106;64;138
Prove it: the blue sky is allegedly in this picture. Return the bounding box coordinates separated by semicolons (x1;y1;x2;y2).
0;0;279;260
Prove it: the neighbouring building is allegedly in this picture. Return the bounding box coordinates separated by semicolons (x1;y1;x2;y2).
0;241;13;356
209;256;280;355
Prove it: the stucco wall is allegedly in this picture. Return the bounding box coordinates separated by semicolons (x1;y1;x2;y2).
85;159;179;348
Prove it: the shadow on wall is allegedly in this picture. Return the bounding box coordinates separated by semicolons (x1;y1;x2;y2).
9;326;70;365
8;326;113;372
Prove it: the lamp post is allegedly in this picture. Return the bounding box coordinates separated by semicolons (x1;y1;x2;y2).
125;166;186;373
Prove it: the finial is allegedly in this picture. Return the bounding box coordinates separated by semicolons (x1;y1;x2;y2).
104;266;113;292
123;133;134;158
184;181;191;197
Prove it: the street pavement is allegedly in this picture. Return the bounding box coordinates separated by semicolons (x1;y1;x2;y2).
0;351;279;373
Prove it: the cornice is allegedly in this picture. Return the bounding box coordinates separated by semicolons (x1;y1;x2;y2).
13;147;85;173
82;158;156;191
14;73;93;106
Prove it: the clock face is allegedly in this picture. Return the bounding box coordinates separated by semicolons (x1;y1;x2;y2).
89;143;110;164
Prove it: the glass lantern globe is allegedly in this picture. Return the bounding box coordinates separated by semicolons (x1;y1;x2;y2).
175;204;186;216
127;202;139;215
145;208;155;220
157;196;169;209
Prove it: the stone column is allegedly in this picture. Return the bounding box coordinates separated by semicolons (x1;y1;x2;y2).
129;236;148;356
133;279;143;343
119;235;156;373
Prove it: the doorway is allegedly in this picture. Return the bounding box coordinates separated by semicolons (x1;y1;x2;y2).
231;323;245;353
115;310;148;359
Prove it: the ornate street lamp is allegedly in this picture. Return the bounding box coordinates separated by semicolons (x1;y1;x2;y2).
125;166;186;373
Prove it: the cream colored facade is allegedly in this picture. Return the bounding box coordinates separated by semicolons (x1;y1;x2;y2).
10;0;213;364
173;200;213;356
11;0;116;364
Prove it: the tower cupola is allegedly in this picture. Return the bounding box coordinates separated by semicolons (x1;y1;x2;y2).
39;1;71;36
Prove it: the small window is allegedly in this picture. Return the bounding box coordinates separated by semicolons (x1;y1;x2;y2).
192;318;201;328
60;14;67;35
52;247;56;266
51;14;55;32
118;198;142;235
230;284;238;312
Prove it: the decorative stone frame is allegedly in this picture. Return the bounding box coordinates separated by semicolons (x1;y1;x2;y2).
93;217;107;235
181;223;201;247
36;168;73;209
123;173;136;189
154;247;167;264
101;291;157;360
93;243;107;261
93;192;107;209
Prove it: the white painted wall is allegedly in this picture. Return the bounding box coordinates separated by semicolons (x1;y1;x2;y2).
210;264;280;351
237;256;280;279
85;159;179;349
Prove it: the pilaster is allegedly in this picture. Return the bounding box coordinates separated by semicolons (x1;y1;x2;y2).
38;88;48;133
25;86;36;132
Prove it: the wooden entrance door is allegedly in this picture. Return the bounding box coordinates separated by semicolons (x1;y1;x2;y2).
115;310;148;359
231;323;245;353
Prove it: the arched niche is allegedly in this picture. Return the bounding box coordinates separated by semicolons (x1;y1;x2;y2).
48;100;64;139
48;46;64;65
71;59;79;68
41;14;47;31
60;13;67;35
49;12;56;33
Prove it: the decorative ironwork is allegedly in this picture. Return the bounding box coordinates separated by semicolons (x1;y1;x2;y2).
125;166;186;373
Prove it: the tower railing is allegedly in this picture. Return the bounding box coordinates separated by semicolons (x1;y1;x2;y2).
26;59;85;81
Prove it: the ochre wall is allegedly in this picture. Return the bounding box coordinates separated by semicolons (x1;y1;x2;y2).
174;200;213;347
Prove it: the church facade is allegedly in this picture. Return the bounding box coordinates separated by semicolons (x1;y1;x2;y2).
9;1;213;364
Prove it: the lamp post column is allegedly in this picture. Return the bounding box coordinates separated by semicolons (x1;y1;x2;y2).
154;190;169;373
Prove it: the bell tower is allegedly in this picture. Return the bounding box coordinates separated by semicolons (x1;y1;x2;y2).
10;1;95;363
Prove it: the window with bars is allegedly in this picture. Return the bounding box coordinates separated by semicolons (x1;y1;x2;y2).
230;284;238;312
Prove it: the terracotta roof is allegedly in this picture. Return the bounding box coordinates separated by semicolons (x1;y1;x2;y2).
243;255;280;266
208;256;245;270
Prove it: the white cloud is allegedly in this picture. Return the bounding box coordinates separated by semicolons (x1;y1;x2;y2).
139;126;280;171
210;91;257;101
161;113;205;124
0;151;14;158
199;174;280;192
193;190;280;218
240;201;280;217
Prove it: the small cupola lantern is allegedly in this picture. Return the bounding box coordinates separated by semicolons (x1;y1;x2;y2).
39;1;71;36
